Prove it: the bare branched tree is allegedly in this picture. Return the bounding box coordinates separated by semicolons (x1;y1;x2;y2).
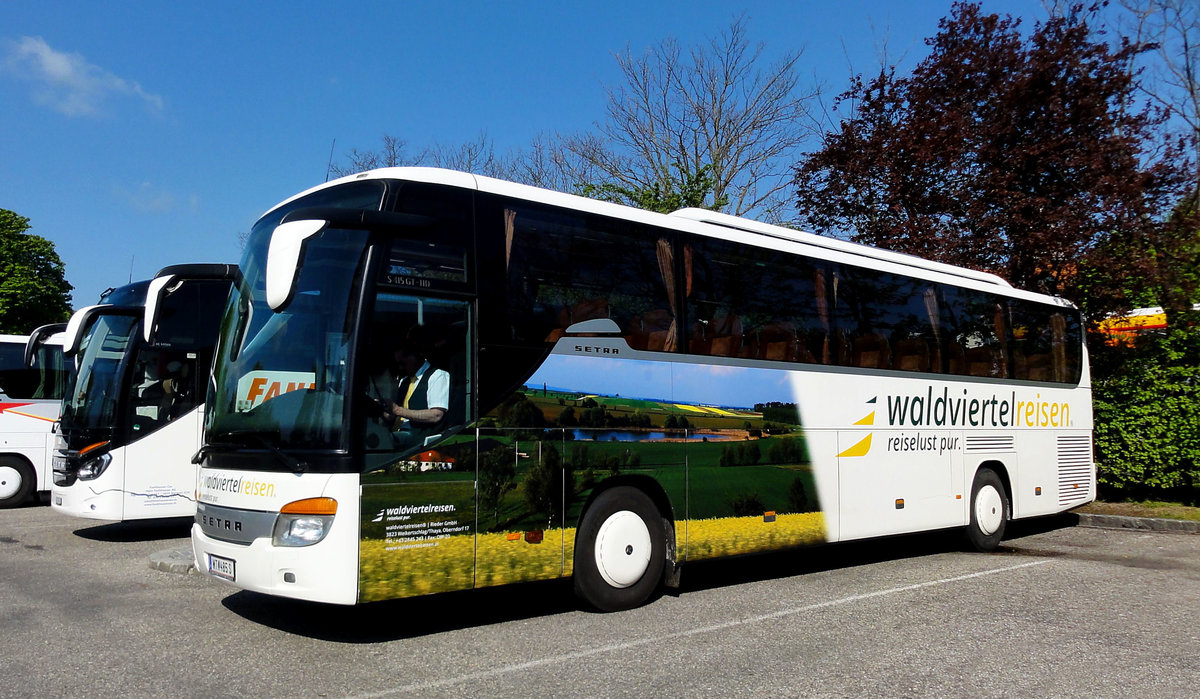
332;134;418;177
506;131;606;194
560;16;821;221
1116;0;1200;191
330;17;818;221
329;132;514;180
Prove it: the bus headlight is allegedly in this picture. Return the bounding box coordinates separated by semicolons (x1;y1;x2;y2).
272;497;337;547
76;453;112;480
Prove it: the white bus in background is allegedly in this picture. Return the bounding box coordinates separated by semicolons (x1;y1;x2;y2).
0;328;72;507
192;168;1094;610
48;267;235;521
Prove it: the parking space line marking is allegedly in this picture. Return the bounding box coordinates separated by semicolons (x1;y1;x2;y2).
351;559;1051;698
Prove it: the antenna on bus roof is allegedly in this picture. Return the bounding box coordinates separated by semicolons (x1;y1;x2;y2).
325;138;337;182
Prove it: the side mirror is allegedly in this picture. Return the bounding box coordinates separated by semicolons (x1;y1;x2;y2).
266;220;327;311
144;264;239;343
64;305;142;357
24;323;67;367
64;305;110;357
144;275;176;344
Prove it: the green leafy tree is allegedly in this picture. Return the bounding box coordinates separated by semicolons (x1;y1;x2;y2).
495;393;546;428
478;445;516;529
521;442;570;525
556;406;579;427
729;492;766;517
768;438;805;465
787;476;814;513
0;209;72;334
580;163;728;214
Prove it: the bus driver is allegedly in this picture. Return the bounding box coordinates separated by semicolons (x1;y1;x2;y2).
374;326;449;447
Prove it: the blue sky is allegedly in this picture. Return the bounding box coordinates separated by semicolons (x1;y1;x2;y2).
1;1;1059;311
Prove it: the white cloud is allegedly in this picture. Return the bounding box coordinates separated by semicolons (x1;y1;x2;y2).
113;181;178;213
2;36;164;117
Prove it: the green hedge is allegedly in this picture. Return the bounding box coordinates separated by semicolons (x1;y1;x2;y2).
1091;329;1200;504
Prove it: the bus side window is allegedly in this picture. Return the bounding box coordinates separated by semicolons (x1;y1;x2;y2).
503;207;673;351
686;238;822;364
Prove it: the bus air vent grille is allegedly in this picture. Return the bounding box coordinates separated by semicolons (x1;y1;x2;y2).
1056;435;1093;506
964;435;1015;453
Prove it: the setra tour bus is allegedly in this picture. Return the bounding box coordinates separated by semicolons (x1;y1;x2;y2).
192;168;1094;610
0;328;73;507
50;270;233;520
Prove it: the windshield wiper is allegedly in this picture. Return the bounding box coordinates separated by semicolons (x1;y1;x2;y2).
208;430;309;474
257;435;309;474
192;441;241;465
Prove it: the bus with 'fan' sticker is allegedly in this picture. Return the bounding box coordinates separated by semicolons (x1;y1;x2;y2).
191;168;1093;611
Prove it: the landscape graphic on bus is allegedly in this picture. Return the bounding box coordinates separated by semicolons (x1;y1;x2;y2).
358;354;826;602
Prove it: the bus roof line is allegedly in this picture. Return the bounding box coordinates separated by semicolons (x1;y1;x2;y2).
667;208;1011;288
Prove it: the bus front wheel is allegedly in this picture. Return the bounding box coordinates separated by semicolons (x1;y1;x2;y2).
966;467;1009;552
573;486;665;612
0;456;35;508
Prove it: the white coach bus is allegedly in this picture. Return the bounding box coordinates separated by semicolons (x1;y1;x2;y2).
49;269;233;521
192;168;1093;610
0;328;72;507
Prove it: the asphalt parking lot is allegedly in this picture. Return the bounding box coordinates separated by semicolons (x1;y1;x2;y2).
2;504;1197;698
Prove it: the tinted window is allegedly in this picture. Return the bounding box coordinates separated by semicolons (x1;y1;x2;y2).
687;238;823;362
680;241;1081;383
504;205;674;351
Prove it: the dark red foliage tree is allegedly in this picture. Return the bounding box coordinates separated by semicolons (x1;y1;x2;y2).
795;2;1197;317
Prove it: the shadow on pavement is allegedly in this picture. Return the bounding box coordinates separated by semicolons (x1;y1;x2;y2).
222;578;578;643
219;512;1083;643
73;516;193;542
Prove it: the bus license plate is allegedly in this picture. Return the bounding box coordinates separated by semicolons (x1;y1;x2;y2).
208;554;236;581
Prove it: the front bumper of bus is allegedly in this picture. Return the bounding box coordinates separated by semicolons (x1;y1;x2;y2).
192;516;359;605
51;483;123;520
50;456;124;521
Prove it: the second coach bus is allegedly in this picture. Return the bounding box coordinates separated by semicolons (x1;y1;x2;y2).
192;168;1093;610
51;272;232;520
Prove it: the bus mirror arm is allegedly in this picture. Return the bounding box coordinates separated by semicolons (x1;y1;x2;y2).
63;305;140;357
144;264;240;344
24;322;67;367
266;219;327;312
264;209;435;312
191;445;211;465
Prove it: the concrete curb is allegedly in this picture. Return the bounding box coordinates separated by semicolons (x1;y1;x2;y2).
149;546;195;574
1076;512;1200;534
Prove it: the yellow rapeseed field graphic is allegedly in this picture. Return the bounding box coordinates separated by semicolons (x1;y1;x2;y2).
359;529;576;602
683;511;827;560
358;512;827;602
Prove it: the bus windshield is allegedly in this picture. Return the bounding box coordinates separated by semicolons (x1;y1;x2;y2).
206;222;369;456
62;314;138;438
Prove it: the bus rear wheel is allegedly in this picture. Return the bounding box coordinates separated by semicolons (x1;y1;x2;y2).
0;456;35;508
574;486;665;612
966;467;1009;552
